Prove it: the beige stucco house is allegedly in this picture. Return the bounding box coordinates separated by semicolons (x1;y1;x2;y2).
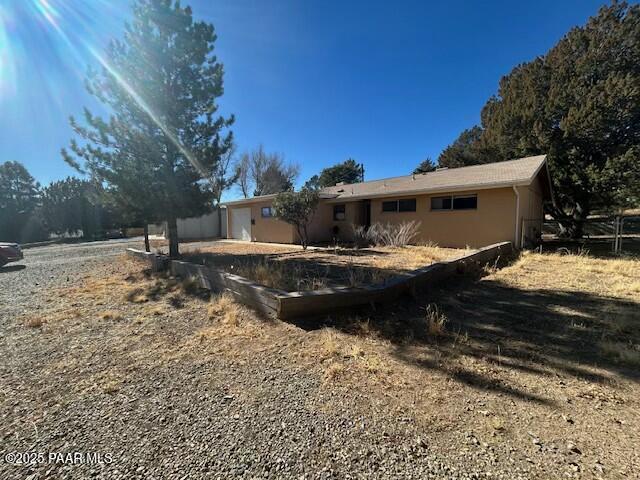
223;155;552;249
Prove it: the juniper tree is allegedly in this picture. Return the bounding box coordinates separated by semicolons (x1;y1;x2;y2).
63;0;234;257
437;2;640;236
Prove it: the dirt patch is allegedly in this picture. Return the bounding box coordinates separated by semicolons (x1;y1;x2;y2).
180;242;465;291
3;250;639;479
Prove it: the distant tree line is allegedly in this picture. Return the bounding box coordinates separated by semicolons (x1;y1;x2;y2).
0;161;123;243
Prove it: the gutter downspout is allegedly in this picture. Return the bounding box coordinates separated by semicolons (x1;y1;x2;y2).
512;185;520;249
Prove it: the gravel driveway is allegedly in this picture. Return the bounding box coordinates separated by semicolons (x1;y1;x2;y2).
0;241;590;479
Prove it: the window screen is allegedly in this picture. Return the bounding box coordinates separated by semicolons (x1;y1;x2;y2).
333;204;346;221
398;199;417;212
431;196;452;210
453;195;477;210
382;201;398;212
261;206;272;218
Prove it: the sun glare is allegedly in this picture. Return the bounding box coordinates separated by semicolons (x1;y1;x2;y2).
0;4;17;99
1;0;210;181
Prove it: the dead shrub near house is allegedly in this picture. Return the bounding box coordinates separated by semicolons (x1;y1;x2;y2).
352;221;421;248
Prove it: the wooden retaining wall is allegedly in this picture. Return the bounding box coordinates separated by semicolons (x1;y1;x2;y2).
125;248;169;272
276;241;512;319
127;241;512;320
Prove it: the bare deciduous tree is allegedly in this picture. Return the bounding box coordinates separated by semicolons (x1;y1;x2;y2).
234;145;299;197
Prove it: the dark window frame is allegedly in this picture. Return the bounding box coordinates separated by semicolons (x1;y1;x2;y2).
333;204;346;221
382;200;398;212
398;198;417;212
430;194;477;211
261;206;273;218
452;194;478;210
382;198;418;213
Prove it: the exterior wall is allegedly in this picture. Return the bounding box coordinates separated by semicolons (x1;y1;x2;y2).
225;179;547;248
307;201;361;243
227;201;296;244
367;187;518;248
518;176;545;246
147;207;227;240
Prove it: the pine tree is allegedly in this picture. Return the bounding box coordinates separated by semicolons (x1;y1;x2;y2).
413;157;437;174
63;0;233;256
304;158;364;189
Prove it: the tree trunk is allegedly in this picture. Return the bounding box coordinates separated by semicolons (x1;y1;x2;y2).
167;216;180;258
217;205;223;238
143;223;150;252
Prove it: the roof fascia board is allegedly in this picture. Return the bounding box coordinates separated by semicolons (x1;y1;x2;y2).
323;180;533;203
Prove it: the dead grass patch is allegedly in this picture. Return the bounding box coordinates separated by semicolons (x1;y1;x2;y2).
99;311;123;321
495;251;640;300
425;304;448;337
24;317;45;328
208;292;243;326
600;341;640;367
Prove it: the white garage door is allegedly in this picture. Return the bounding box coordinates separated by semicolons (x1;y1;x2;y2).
231;208;251;241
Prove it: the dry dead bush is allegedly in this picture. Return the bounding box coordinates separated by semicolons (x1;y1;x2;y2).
425;304;447;337
353;221;421;247
319;328;342;358
24;317;44;328
99;311;123;321
125;287;148;304
208;292;242;326
323;362;345;382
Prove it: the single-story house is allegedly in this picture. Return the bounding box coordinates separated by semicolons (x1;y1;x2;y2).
223;155;553;249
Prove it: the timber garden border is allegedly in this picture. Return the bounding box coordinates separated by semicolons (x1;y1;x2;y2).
126;241;513;320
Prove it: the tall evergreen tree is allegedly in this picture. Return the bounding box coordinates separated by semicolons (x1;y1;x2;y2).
437;2;640;236
63;0;234;257
305;158;364;189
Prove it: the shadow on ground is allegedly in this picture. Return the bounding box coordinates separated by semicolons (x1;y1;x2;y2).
297;263;639;405
0;264;26;273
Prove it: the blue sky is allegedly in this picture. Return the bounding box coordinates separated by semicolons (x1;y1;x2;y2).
0;0;618;199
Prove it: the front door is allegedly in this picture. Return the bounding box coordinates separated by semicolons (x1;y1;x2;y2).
363;200;371;228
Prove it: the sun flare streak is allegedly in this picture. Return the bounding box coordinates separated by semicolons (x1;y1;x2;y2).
23;0;212;183
87;47;210;179
0;5;18;99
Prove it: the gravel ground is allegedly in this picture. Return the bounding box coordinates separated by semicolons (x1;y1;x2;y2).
1;241;635;479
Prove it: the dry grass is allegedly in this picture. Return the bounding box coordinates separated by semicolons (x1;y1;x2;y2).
322;362;345;382
208;292;243;326
600;341;640;367
99;311;123;321
495;250;640;300
24;317;45;328
184;241;463;291
425;304;447;337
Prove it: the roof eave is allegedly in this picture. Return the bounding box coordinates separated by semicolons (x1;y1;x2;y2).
323;180;535;203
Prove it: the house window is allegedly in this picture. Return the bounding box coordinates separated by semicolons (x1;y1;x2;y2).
261;206;273;218
333;204;346;221
382;198;417;212
453;195;477;210
431;194;477;210
382;201;398;212
398;199;417;212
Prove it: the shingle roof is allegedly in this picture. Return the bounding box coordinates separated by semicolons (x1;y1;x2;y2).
321;155;547;201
